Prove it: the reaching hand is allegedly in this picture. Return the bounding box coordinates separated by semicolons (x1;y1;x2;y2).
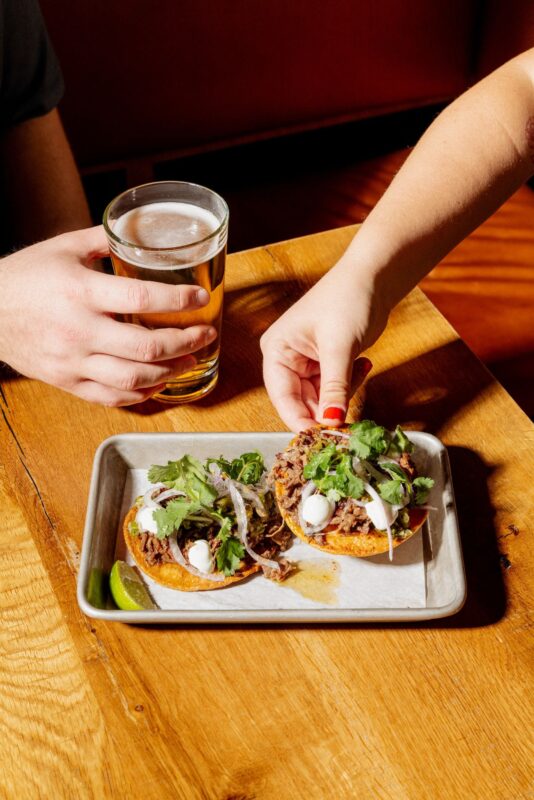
0;226;217;405
261;261;389;431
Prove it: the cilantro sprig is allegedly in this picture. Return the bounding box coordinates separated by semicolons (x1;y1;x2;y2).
215;517;245;575
348;420;415;460
152;498;202;539
147;455;218;539
413;477;434;505
148;455;217;506
207;451;265;485
376;467;434;507
378;480;406;505
374;460;410;506
303;444;364;500
305;420;434;507
144;453;257;575
390;425;415;456
349;420;389;460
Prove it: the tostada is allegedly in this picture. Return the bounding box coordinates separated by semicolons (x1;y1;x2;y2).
124;451;293;591
271;420;434;560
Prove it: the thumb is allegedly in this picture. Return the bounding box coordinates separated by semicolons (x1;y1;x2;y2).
318;346;372;426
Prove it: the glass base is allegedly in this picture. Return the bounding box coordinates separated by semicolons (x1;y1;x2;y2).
153;363;219;404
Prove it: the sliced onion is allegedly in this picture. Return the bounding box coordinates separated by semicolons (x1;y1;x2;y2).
301;480;316;504
207;465;279;571
142;486;185;514
352;457;368;482
417;504;438;512
364;482;394;561
321;430;350;440
255;472;271;494
350;499;368;508
207;462;228;495
354;456;387;486
378;453;401;465
208;463;267;517
362;460;388;483
143;484;166;508
167;533;225;582
156;488;185;504
226;480;280;571
237;483;267;518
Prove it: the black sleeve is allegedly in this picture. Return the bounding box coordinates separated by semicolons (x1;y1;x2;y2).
0;0;64;133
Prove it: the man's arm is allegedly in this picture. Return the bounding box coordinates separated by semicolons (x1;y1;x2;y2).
1;108;92;246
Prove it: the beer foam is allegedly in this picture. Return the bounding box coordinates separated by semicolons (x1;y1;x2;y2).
113;201;220;249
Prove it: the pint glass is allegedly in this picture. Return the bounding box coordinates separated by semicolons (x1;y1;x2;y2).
104;181;229;403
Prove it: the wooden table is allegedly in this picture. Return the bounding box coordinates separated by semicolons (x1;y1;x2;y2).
1;226;532;799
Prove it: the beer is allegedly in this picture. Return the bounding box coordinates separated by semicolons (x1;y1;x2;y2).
104;184;229;403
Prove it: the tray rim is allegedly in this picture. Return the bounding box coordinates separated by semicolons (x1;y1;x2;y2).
77;431;466;624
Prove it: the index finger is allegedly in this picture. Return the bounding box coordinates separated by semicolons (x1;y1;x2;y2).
83;270;209;314
53;225;110;261
263;355;317;433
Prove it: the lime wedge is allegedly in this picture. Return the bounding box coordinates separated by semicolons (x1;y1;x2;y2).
109;561;156;611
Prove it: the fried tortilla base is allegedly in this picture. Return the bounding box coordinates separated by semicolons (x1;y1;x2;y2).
123;506;259;591
274;428;428;557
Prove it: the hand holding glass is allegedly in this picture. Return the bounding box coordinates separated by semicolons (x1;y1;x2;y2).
104;181;228;403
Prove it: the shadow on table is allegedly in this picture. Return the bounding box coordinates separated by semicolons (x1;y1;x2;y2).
489;349;534;420
357;340;507;627
432;444;505;628
0;364;21;384
200;278;306;408
359;339;495;435
129;279;302;415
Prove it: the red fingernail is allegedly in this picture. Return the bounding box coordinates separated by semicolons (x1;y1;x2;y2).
361;358;373;375
323;406;346;421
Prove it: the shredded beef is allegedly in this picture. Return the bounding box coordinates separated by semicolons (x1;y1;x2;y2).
399;452;417;480
209;536;222;556
266;519;293;549
330;498;373;534
139;533;176;566
272;428;379;536
262;557;295;582
270;428;325;514
139;468;293;574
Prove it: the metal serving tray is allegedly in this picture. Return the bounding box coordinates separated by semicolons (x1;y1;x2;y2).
77;432;465;623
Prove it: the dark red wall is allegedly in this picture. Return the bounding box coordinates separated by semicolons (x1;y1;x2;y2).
40;1;521;169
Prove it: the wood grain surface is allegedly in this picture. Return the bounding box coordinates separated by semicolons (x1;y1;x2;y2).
1;226;533;800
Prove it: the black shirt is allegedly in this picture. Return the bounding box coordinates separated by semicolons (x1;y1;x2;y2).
0;0;63;133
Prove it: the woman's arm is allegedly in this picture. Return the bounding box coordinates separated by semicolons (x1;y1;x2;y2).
261;49;534;431
340;49;534;308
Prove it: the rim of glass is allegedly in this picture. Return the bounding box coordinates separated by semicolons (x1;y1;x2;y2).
103;180;229;252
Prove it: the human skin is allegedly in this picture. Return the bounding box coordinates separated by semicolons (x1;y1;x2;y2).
1;108;92;244
0;226;217;406
261;49;534;432
0;110;216;406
